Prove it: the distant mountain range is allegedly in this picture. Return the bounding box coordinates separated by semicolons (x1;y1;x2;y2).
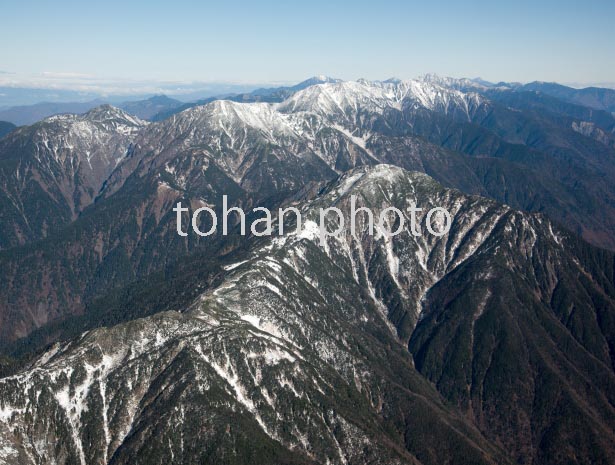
1;75;615;464
0;76;337;125
118;95;184;120
0;82;271;109
3;76;613;127
518;81;615;112
149;75;344;121
0;96;183;126
0;100;107;126
424;74;615;113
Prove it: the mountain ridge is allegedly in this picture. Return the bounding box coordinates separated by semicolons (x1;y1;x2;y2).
2;165;615;464
3;75;615;347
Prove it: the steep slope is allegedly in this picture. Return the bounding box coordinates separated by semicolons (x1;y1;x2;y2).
422;75;615;149
2;166;615;464
5;78;615;345
0;166;514;465
0;122;15;140
307;166;615;465
481;89;615;148
150;75;342;121
0;106;146;249
0;87;512;345
423;76;615;114
278;78;615;249
232;165;615;464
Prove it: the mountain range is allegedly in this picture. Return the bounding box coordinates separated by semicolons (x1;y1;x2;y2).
1;76;615;465
0;96;184;127
0;77;344;126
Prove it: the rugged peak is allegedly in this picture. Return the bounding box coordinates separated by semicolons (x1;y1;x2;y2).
277;79;399;117
0;163;579;465
0;104;146;247
417;74;496;93
334;163;420;190
418;72;446;83
295;75;342;88
383;77;402;84
37;104;146;131
417;73;466;85
277;77;486;124
144;98;301;159
82;104;145;126
183;99;286;134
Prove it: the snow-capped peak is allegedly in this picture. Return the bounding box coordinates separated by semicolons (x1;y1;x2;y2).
277;77;487;123
82;104;146;127
417;73;494;92
293;75;343;90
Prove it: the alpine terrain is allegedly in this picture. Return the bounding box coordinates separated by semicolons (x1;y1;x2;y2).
1;77;615;465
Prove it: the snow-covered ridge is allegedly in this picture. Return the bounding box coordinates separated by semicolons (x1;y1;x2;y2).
0;103;149;220
15;74;485;166
277;77;486;117
167;76;489;134
23;105;144;169
0;163;582;465
44;104;147;133
19;104;146;164
149;76;489;156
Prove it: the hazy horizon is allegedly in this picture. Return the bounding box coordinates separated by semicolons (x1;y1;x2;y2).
1;72;614;110
2;0;613;100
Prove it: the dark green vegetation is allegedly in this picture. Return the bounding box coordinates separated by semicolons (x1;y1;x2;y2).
0;106;145;250
1;77;615;464
0;121;15;139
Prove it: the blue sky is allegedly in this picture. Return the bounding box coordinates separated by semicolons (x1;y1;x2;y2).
1;0;613;91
